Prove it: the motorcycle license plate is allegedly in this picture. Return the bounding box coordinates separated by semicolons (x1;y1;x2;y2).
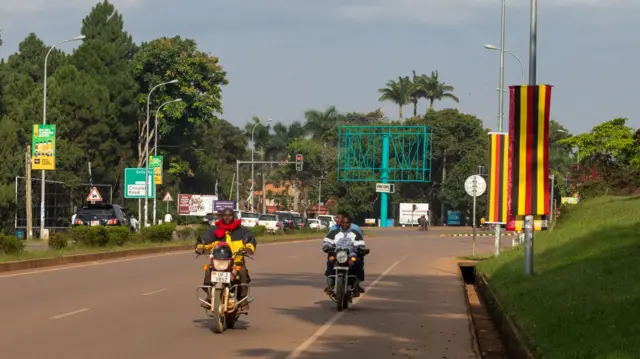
334;266;349;270
91;221;99;226
211;271;231;283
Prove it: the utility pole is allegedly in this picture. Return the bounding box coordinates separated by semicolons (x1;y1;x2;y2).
262;171;267;214
26;145;33;240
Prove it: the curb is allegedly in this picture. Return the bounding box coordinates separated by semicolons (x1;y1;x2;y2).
475;273;537;359
1;236;315;273
440;233;517;237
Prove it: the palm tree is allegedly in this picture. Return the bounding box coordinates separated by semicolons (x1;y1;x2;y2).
410;70;426;117
418;70;459;110
303;106;342;144
377;76;412;120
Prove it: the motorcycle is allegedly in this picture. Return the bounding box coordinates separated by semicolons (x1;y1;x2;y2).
325;246;370;311
195;242;253;333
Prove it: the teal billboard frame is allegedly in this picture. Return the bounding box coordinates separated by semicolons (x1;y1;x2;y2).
337;125;432;227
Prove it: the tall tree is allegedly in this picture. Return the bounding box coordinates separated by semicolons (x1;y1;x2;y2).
378;76;412;120
413;70;459;110
304;106;342;144
70;0;139;187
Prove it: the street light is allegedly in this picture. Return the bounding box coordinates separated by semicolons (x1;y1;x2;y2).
250;118;272;211
40;34;85;239
143;79;178;227
484;44;526;85
152;98;182;225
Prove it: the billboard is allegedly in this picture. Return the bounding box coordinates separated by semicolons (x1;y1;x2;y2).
399;203;429;225
214;200;236;211
177;194;218;216
32;124;56;170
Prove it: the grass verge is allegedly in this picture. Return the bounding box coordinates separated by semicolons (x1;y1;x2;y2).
476;195;640;359
0;232;319;263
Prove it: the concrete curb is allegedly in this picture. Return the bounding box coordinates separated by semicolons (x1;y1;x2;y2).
0;236;314;273
475;272;538;359
440;233;517;237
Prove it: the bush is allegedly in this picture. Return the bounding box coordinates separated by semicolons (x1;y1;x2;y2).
250;225;267;236
141;222;177;243
106;227;130;246
176;227;196;241
196;225;210;240
68;226;133;247
0;234;26;255
48;232;69;250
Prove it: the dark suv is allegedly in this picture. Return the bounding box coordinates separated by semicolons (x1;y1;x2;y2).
73;204;129;227
275;211;296;230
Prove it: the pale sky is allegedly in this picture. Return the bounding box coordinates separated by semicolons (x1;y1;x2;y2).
1;0;638;134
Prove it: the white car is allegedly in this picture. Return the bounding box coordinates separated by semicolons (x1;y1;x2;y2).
308;219;327;230
236;211;260;228
256;214;283;234
317;215;336;227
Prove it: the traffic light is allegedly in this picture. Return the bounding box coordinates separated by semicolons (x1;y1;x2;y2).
295;153;303;171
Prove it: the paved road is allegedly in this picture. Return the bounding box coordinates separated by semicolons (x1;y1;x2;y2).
1;230;506;359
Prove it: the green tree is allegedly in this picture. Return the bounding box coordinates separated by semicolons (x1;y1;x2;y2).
378;76;412;120
303;106;342;144
413;70;459;110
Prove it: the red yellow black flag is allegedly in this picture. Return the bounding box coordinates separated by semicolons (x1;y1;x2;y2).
486;132;509;224
508;85;552;216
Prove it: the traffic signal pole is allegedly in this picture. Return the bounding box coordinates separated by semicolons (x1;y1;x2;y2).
235;154;303;211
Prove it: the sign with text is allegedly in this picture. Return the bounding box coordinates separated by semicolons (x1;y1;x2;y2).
124;168;155;199
213;200;236;212
177;194;218;216
32;124;56;170
149;155;163;185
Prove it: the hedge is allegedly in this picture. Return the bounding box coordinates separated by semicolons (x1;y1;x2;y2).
0;234;26;255
48;223;178;250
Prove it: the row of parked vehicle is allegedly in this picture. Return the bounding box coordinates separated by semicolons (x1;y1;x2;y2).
202;210;337;234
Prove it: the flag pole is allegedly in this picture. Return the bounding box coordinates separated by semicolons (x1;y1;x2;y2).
524;0;538;276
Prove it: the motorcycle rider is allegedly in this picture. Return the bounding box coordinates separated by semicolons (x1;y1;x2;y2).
322;213;367;296
195;208;256;311
329;211;363;235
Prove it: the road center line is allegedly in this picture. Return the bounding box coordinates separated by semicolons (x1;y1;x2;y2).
50;308;90;320
142;288;168;296
284;255;407;359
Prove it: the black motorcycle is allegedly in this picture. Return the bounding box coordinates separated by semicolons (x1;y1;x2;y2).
325;246;370;311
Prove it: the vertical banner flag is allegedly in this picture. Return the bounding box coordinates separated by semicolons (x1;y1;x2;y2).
508;85;553;216
149;156;163;185
32;124;56;170
487;132;509;224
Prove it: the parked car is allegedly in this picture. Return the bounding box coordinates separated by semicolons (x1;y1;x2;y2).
256;214;283;234
317;215;337;227
293;215;305;229
73;203;129;227
275;211;296;230
202;213;217;225
308;219;327;230
239;211;260;228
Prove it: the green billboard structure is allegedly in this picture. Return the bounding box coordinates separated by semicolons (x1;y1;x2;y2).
337;126;432;227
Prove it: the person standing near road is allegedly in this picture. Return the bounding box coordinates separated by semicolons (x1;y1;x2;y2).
129;215;139;233
164;212;173;223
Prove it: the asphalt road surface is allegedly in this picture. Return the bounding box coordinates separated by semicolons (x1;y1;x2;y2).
1;229;506;359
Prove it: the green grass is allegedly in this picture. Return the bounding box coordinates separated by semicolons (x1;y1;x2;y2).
458;253;493;261
0;232;320;263
477;196;640;359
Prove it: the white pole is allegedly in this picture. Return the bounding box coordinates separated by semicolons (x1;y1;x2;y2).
40;35;85;239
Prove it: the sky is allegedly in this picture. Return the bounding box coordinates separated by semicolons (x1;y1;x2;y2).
1;0;639;134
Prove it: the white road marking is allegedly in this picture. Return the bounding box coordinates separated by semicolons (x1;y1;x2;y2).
50;308;90;320
0;238;323;278
284;255;407;359
142;288;168;296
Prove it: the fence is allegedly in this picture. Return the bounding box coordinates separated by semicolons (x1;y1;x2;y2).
14;176;113;230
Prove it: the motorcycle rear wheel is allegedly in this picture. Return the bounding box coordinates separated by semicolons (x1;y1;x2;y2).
212;288;225;333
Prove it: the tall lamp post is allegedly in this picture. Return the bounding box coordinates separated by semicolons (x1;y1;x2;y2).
143;79;178;227
250;118;272;211
484;44;525;85
152;98;182;225
40;35;85;239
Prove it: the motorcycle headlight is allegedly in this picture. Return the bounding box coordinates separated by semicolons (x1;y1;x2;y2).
336;251;349;264
213;259;230;271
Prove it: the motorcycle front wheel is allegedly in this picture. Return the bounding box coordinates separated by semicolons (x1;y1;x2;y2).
335;275;345;312
212;288;225;333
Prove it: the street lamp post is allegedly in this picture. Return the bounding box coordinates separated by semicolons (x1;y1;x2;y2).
250;119;272;211
484;44;525;85
143;79;178;228
152;98;182;225
40;35;85;239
